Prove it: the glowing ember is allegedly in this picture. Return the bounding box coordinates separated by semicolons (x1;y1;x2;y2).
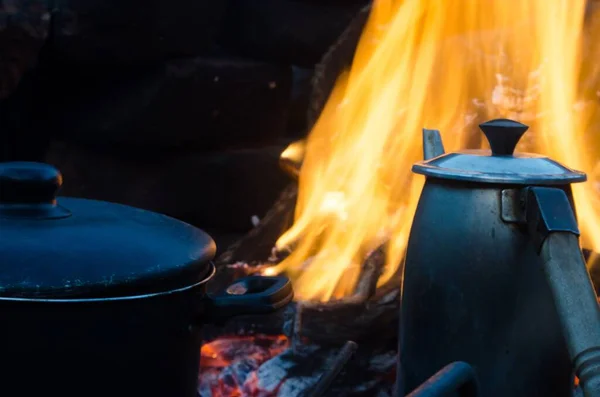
270;0;600;302
199;335;289;396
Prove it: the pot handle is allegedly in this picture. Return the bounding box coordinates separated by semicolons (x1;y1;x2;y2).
525;187;600;397
204;274;294;320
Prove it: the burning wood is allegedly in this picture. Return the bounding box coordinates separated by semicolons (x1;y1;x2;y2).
202;179;398;396
207;245;399;346
262;0;600;304
279;140;305;181
290;246;400;346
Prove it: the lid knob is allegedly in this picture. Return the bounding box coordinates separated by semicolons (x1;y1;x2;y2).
0;162;70;219
479;118;529;156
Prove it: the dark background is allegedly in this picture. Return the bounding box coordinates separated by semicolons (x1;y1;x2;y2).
0;0;370;251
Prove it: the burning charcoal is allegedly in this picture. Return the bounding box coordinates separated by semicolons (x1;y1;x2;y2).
229;358;263;386
324;349;396;396
199;338;395;396
255;350;297;393
239;372;260;396
198;369;220;396
204;337;269;364
218;0;369;67
253;345;327;394
38;57;292;150
368;352;397;373
218;366;243;395
279;376;321;396
199;335;291;396
348;380;387;395
201;335;288;368
302;341;358;396
51;0;226;65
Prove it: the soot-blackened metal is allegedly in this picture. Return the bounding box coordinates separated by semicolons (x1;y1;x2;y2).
400;118;600;397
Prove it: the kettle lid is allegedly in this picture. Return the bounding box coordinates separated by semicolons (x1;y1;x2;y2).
412;119;587;185
0;162;216;300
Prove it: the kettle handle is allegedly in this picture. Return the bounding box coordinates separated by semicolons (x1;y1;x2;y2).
525;187;600;397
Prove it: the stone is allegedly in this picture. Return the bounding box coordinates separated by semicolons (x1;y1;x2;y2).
218;0;370;67
51;0;227;65
34;56;293;150
45;141;292;234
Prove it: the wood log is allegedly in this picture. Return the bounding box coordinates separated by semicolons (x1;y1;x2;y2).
206;244;400;348
305;341;358;397
287;244;398;347
294;282;400;347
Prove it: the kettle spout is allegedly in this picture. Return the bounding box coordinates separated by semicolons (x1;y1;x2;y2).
422;128;446;161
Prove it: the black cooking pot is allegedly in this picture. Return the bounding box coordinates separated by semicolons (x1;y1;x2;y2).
0;162;293;397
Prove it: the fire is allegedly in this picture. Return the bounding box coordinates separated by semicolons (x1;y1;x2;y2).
271;0;600;302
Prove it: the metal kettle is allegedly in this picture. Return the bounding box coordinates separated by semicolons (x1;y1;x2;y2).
398;119;600;397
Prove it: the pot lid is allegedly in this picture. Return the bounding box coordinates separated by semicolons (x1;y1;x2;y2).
0;162;216;299
412;119;587;185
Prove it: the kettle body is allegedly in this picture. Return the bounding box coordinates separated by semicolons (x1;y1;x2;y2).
395;119;600;396
399;177;573;396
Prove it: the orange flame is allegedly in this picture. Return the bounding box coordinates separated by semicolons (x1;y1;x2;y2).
271;0;600;302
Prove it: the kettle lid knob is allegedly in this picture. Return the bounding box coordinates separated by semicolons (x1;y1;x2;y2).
479;118;529;156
